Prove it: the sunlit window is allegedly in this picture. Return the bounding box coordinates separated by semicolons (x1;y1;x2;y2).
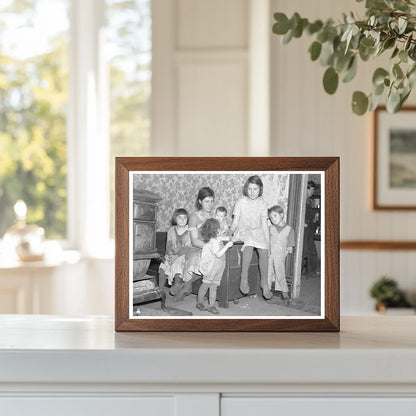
0;0;70;239
0;0;152;248
106;0;151;237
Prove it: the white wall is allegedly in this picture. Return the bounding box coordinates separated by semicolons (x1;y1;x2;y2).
271;0;416;313
152;0;252;156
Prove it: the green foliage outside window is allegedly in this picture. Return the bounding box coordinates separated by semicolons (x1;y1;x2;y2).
0;0;151;240
0;1;69;238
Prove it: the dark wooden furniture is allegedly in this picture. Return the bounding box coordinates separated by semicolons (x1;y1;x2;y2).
132;189;166;314
191;241;260;309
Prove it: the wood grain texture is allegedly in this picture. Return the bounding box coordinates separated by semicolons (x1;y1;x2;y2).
115;157;340;332
340;241;416;250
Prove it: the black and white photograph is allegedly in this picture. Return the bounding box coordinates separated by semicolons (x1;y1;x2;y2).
129;171;324;319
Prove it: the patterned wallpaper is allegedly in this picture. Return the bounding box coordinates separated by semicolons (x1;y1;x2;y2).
133;173;289;231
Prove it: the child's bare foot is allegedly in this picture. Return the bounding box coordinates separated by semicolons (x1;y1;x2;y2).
206;306;219;315
196;302;207;311
240;277;249;294
262;287;273;300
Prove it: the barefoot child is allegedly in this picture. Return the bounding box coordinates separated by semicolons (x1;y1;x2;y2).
230;175;271;299
159;208;192;291
268;205;295;303
196;218;233;314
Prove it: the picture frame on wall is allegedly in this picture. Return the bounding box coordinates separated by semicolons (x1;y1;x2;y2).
374;106;416;210
115;157;339;332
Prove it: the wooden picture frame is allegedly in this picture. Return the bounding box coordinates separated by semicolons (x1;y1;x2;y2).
373;106;416;210
115;157;339;332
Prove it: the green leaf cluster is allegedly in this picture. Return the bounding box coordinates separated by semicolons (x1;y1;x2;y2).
272;0;416;115
369;276;412;307
0;37;69;238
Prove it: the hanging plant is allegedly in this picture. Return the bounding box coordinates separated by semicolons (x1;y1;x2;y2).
272;0;416;115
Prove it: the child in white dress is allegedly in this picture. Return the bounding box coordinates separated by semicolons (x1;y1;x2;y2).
268;205;295;304
197;218;233;314
230;175;271;299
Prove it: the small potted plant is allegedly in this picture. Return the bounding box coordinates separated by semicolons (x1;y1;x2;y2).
369;276;412;313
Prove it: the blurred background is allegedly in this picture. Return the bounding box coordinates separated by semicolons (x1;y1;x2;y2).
0;0;415;316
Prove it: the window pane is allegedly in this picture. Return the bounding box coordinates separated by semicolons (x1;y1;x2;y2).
106;0;151;237
0;0;70;239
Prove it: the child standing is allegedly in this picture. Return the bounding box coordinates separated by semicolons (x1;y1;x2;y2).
268;205;295;303
197;218;233;314
230;175;271;299
215;206;230;237
159;208;192;290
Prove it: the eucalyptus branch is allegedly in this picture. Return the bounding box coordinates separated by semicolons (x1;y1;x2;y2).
272;0;416;114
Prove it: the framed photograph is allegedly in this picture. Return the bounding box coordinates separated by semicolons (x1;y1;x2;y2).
115;157;339;332
374;106;416;210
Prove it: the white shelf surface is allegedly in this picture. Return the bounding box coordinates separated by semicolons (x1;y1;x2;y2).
0;315;415;388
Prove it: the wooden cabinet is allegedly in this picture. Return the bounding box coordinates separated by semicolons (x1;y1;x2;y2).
131;189;165;312
132;190;161;263
192;242;260;309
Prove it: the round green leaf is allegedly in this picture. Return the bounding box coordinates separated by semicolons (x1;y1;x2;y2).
373;82;384;96
320;40;335;66
393;63;404;79
359;44;375;62
384;37;396;50
323;67;339;95
334;52;352;73
360;37;375;48
369;92;383;112
307;20;323;35
342;56;357;83
293;18;308;38
273;13;290;35
387;87;401;113
282;29;293;44
391;47;399;59
309;41;322;61
352;91;369;115
372;68;389;86
399;50;408;63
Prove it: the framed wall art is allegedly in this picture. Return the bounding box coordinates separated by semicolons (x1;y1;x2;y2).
115;157;339;331
374;106;416;210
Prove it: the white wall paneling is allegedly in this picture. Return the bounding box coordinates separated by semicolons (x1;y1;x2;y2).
177;0;248;49
248;0;271;156
152;0;254;156
177;58;247;156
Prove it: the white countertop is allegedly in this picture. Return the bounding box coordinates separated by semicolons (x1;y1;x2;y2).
0;315;415;388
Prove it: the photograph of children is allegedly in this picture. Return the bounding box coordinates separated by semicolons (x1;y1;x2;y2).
129;171;324;319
